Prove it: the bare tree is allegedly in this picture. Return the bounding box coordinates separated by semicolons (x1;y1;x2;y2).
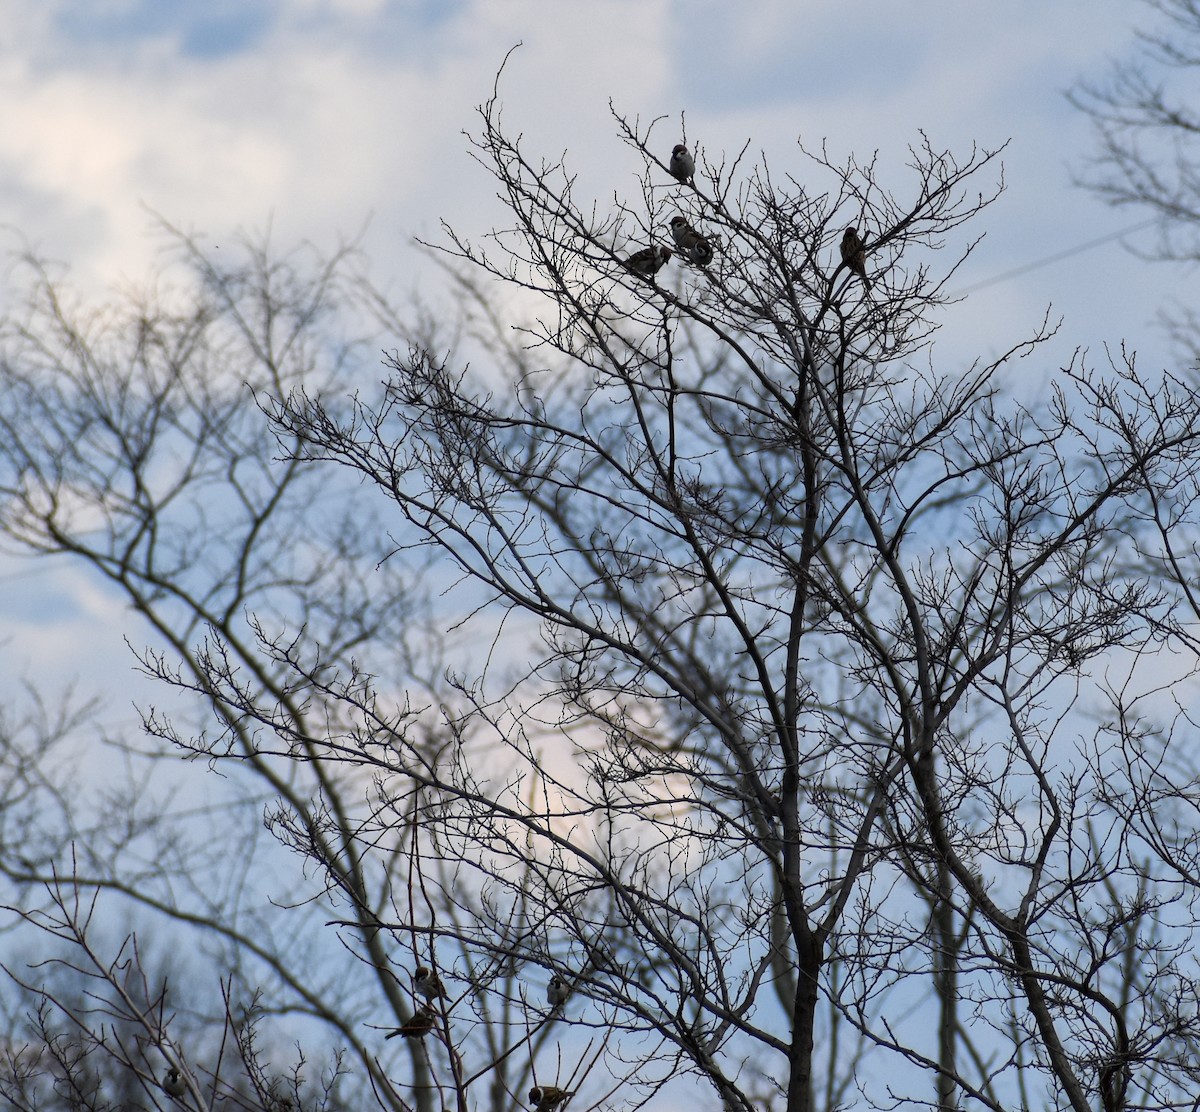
1070;0;1200;251
6;64;1200;1112
247;79;1200;1112
0;879;350;1112
1069;0;1200;358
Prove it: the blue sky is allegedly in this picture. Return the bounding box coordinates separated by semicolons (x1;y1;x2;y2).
54;2;274;59
0;0;1183;700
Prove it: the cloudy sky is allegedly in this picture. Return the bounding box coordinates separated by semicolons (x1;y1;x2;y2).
0;0;1185;706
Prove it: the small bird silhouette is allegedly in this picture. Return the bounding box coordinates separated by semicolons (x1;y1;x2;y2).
623;245;672;278
162;1067;187;1098
386;1004;437;1039
669;143;695;183
669;217;715;267
840;226;872;291
530;1085;574;1112
546;974;571;1009
414;966;448;1001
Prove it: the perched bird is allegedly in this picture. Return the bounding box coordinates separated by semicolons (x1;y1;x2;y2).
669;143;695;183
385;1004;437;1039
529;1085;574;1112
162;1067;187;1098
623;245;672;278
669;216;715;267
414;965;448;1001
840;226;872;291
546;974;571;1009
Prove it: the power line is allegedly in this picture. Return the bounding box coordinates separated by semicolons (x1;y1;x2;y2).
953;216;1159;296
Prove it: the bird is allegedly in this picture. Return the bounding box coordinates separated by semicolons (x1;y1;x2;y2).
669;143;695;183
529;1085;574;1112
162;1067;187;1098
669;216;715;267
623;245;672;278
840;226;872;291
414;965;448;1001
385;1004;437;1039
546;974;571;1009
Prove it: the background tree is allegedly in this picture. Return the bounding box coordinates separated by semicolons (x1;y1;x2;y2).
0;910;345;1112
0;227;522;1112
1069;0;1200;354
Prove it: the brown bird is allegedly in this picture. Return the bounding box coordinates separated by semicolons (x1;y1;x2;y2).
669;143;695;183
386;1004;437;1039
529;1085;574;1112
840;226;872;291
624;245;672;278
414;966;448;1001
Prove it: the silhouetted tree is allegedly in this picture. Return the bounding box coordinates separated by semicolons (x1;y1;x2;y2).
4;64;1200;1112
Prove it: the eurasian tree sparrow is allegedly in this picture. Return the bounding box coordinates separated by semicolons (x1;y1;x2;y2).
414;966;447;1001
546;974;571;1008
669;144;695;183
530;1086;574;1112
624;245;672;277
840;226;872;291
386;1004;437;1039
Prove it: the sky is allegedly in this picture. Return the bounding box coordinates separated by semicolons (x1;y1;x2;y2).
0;2;1193;1100
0;0;1186;737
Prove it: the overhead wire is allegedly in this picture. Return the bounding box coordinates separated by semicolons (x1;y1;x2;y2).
951;215;1159;296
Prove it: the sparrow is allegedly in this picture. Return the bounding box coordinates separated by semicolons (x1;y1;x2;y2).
162;1067;187;1098
546;974;571;1009
385;1004;437;1039
414;965;448;1001
529;1085;574;1112
669;143;695;183
623;245;671;278
840;226;872;291
669;216;715;267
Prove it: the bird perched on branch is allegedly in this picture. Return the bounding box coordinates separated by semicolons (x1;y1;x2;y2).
669;216;715;267
669;143;695;183
162;1067;187;1098
530;1085;574;1112
414;966;447;1002
546;974;571;1009
386;1004;437;1039
840;226;872;291
623;245;672;278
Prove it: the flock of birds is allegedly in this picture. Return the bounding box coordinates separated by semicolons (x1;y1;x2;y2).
159;968;574;1107
623;142;872;291
384;968;576;1111
385;968;570;1041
